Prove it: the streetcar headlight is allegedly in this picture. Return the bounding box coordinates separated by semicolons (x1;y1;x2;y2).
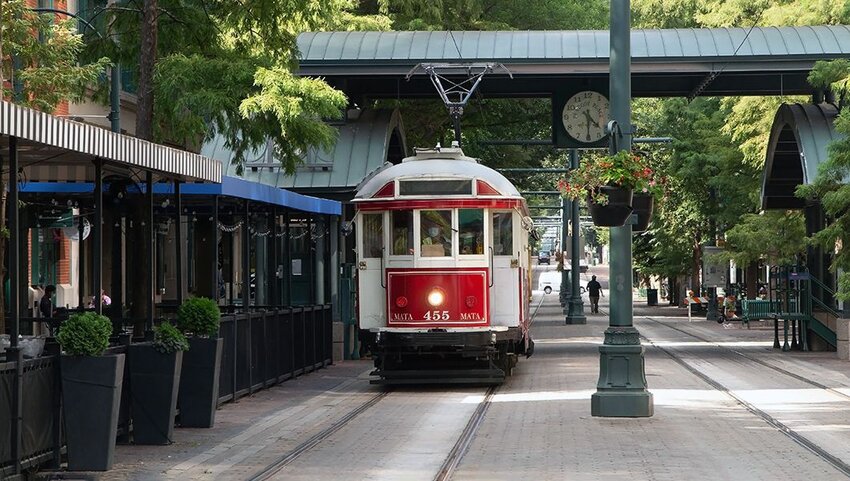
427;288;446;307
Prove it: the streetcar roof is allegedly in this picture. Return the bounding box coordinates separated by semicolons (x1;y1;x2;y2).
354;147;523;201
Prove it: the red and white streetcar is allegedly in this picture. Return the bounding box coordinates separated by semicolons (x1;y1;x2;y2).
353;144;534;384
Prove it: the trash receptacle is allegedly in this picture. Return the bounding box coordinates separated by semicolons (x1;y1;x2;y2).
646;288;658;306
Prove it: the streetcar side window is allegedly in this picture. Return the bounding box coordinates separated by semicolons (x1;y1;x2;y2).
493;212;513;255
459;209;484;255
391;210;414;255
420;210;452;257
362;213;384;258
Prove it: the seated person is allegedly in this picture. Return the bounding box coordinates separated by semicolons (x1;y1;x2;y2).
421;225;451;256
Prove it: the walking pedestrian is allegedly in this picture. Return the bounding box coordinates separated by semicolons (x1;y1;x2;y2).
39;285;56;319
587;276;603;314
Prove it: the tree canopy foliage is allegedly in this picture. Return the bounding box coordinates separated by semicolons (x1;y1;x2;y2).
1;0;109;112
82;0;371;170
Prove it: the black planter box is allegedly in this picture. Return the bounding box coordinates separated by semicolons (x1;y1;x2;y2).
178;337;223;428
588;186;633;227
61;354;125;471
632;194;655;233
129;344;183;444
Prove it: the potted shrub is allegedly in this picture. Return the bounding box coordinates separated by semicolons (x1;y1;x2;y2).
176;297;223;428
129;321;189;444
56;312;123;471
559;150;663;227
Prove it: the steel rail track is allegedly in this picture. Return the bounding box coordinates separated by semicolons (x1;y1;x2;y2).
643;316;850;402
244;389;391;481
433;294;545;481
246;294;546;481
433;386;497;481
638;315;850;478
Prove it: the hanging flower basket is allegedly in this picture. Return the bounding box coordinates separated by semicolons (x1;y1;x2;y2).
587;186;634;227
631;193;655;232
558;150;666;228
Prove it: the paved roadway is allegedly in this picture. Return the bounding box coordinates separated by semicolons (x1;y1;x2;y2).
102;264;850;481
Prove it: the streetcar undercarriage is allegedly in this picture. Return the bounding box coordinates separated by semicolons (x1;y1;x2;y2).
369;328;528;385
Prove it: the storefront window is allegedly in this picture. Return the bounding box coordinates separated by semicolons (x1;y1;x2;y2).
459;209;484;255
420;210;452;257
391;210;414;255
363;213;384;258
493;212;513;255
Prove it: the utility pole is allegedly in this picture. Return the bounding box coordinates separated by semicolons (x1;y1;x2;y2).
566;149;586;324
591;0;653;417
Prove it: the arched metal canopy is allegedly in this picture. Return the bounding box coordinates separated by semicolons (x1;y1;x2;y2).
761;103;841;209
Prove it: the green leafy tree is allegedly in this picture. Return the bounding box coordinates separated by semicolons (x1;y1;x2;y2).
719;211;807;297
0;1;109;336
1;1;109;111
797;60;850;300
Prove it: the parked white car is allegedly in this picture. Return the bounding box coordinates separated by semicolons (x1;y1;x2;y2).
538;271;562;294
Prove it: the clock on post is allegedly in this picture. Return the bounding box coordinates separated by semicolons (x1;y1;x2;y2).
553;89;610;148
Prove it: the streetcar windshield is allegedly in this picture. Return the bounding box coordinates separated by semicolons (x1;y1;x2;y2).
391;210;414;255
459;209;484;255
362;213;384;258
493;212;513;255
420;210;452;257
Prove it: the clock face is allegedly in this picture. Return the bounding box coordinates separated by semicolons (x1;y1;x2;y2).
561;91;609;143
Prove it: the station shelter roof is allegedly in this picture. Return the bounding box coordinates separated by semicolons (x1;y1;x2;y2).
761;103;843;210
1;99;221;183
296;26;850;98
201;109;407;199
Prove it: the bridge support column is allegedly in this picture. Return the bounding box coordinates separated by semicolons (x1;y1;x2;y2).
591;0;653;417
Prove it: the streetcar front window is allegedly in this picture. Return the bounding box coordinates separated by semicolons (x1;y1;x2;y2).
363;213;384;258
493;212;513;255
420;210;452;257
391;210;414;255
459;209;484;255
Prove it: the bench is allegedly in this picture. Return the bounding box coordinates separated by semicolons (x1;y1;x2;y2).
740;299;776;325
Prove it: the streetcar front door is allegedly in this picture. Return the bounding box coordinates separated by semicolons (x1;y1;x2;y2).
358;212;386;329
491;211;519;326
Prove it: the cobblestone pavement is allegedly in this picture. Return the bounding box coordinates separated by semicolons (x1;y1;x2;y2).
101;290;850;481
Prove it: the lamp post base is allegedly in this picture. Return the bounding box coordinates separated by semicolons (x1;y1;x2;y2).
565;297;586;324
591;327;653;417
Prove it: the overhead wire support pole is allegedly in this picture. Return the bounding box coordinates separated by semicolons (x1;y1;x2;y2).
591;0;653;418
566;149;586;324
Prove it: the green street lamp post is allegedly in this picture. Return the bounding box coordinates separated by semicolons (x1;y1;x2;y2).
561;194;571;306
591;0;653;417
566;149;586;324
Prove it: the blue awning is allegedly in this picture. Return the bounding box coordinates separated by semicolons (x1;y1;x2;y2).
18;176;341;216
